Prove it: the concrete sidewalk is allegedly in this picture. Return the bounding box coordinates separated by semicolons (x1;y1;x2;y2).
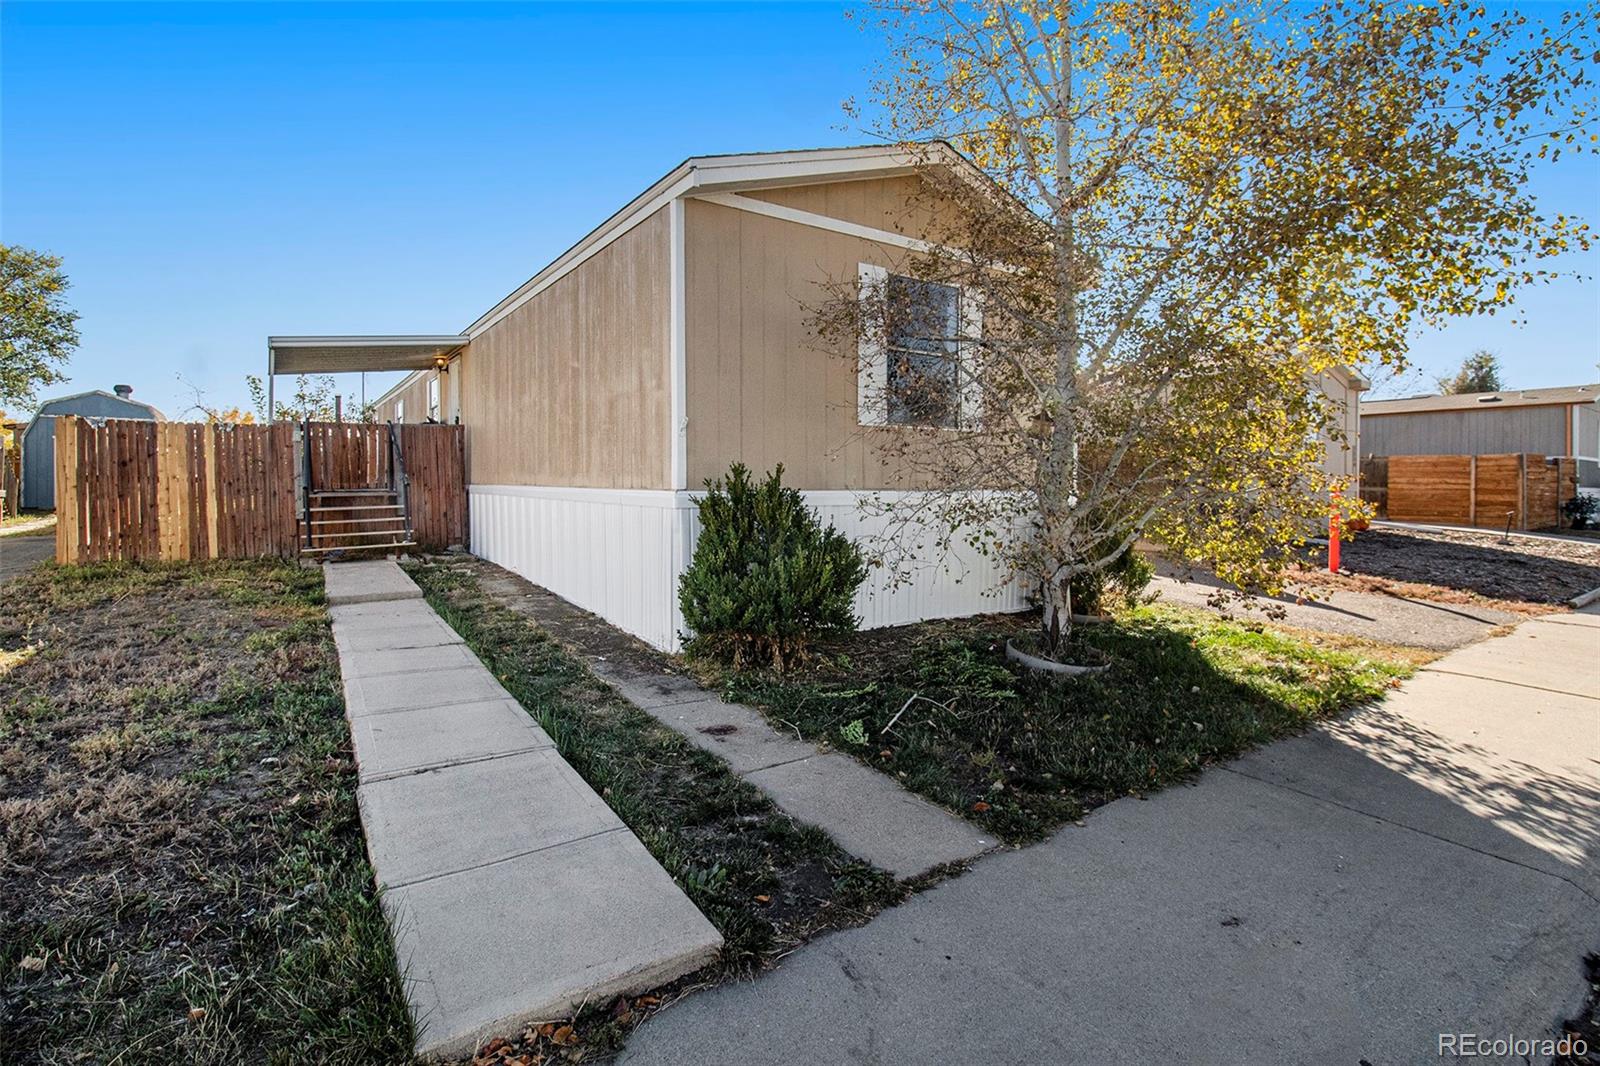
326;560;722;1060
617;608;1599;1066
473;562;993;879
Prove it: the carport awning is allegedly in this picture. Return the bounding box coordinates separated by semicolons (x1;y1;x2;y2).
267;335;468;375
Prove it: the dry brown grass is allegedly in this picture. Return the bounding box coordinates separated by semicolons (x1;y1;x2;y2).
0;560;411;1064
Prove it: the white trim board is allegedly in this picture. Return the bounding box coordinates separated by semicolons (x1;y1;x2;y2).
669;199;688;490
691;192;944;255
692;193;1025;277
471;484;685;507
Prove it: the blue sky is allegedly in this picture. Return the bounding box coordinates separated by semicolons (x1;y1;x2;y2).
2;1;1596;420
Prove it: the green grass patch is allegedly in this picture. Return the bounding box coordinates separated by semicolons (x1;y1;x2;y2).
1;559;411;1066
0;512;53;531
404;561;905;1056
703;604;1414;844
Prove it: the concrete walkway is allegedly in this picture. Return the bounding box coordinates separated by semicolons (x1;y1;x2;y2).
1149;571;1520;650
472;562;994;879
617;608;1600;1065
326;560;722;1060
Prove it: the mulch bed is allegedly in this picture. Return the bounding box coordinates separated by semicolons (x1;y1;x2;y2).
1301;526;1600;607
708;603;1412;844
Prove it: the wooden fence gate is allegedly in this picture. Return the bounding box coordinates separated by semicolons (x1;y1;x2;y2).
54;417;466;563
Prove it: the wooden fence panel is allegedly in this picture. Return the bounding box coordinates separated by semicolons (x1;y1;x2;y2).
0;444;19;519
1558;458;1578;519
1374;451;1578;531
54;417;79;563
1387;455;1474;525
55;418;466;562
55;417;296;563
1358;456;1388;518
1472;454;1523;529
1525;457;1559;530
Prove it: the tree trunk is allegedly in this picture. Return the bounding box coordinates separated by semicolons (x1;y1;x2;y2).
1040;573;1074;654
1037;29;1079;661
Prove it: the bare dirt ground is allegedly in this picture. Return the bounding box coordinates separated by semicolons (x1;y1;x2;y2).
0;560;409;1063
1298;525;1600;610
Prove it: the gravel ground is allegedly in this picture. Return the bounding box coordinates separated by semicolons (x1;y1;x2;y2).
1149;572;1514;650
1327;526;1600;605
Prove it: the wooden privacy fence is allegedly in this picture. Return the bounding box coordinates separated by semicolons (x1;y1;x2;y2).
55;419;298;563
1362;452;1577;531
54;417;467;563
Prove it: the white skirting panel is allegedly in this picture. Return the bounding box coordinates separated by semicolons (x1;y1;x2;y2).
471;485;1030;653
469;486;683;651
675;491;1029;635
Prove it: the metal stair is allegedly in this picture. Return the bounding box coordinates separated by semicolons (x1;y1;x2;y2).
298;419;418;557
301;489;417;555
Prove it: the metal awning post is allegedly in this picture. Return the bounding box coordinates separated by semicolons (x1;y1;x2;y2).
266;345;276;423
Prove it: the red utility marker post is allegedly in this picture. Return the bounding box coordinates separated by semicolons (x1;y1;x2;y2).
1328;490;1341;573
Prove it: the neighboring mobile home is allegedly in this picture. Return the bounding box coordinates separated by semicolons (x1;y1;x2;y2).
307;144;1363;651
1363;384;1600;488
20;386;164;509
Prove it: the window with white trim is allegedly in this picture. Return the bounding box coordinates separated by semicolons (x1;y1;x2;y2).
394;399;404;423
886;275;960;428
427;376;440;422
857;264;982;429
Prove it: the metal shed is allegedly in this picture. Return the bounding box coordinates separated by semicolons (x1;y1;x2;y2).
20;387;165;509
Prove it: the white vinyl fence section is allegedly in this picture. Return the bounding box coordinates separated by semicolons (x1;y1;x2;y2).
470;485;1030;652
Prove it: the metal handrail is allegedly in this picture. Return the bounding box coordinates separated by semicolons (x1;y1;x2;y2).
388;421;412;541
301;417;313;549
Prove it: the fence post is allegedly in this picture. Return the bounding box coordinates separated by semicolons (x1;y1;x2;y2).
54;417;73;563
204;423;221;558
1517;453;1528;531
1467;455;1477;527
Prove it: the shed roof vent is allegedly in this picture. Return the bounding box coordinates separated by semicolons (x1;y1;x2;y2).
113;385;133;399
1476;394;1503;403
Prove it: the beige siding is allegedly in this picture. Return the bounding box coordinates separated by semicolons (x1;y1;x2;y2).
460;206;672;488
374;371;438;425
744;175;940;236
683;181;955;491
1317;371;1362;482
